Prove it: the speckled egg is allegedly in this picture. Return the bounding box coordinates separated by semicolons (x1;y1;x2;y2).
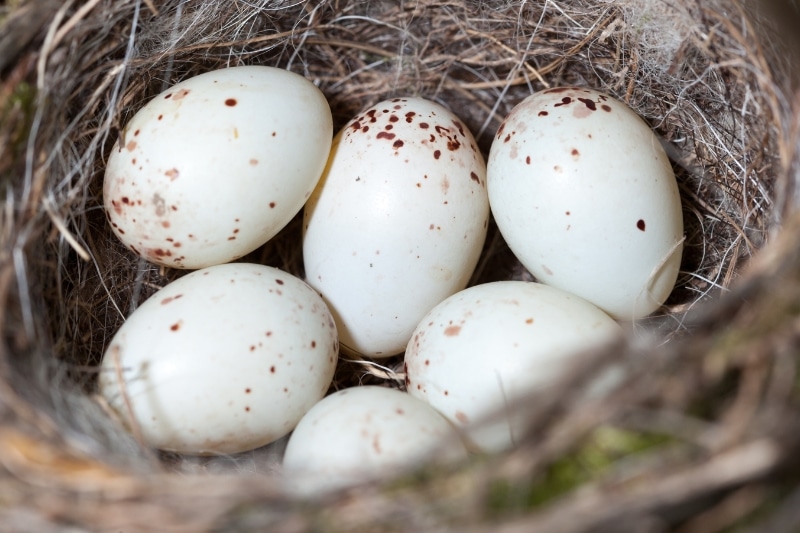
303;97;489;358
405;281;621;453
98;263;338;455
104;66;332;269
282;386;467;495
487;87;684;320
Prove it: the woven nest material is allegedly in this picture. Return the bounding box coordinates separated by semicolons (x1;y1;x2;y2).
1;0;800;531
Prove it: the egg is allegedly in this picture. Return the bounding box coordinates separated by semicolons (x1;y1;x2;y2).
104;66;332;269
303;97;489;358
282;386;467;495
404;281;621;453
98;263;338;455
487;87;684;320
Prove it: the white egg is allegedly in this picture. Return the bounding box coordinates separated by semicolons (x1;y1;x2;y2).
303;97;489;358
104;66;332;269
404;281;621;453
487;87;683;320
282;386;467;495
98;263;338;455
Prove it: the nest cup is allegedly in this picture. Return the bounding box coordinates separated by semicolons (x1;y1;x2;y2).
1;0;799;531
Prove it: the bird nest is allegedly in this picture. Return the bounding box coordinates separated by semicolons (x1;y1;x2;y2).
1;0;799;531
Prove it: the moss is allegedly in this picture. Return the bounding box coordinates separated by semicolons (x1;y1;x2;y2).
488;426;674;515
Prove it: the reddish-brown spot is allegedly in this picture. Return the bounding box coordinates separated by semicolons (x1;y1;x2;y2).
269;202;276;208
503;133;511;143
153;248;169;257
266;331;273;337
389;115;399;123
225;98;237;106
496;122;506;137
376;131;396;140
470;171;480;184
455;411;469;424
311;340;316;348
405;112;416;123
577;98;597;111
170;321;181;331
444;325;461;336
637;219;646;231
602;104;612;112
249;159;258;165
538;111;549;117
125;140;137;152
419;122;429;129
424;359;430;366
276;279;284;285
157;114;163;120
554;96;573;107
447;139;460;151
245;406;251;412
393;140;404;149
433;150;441;160
165;168;179;180
245;388;252;393
571;149;580;158
526;156;531;165
526;318;534;324
121;196;130;205
172;88;190;100
161;294;183;305
161;221;170;228
270;366;276;373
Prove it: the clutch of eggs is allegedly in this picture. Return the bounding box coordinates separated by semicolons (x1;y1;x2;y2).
103;65;332;269
487;87;684;320
98;263;338;455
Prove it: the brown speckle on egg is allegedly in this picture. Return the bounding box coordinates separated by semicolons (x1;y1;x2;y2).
444;325;461;336
637;219;646;231
376;131;396;140
225;98;237;106
433;150;441;160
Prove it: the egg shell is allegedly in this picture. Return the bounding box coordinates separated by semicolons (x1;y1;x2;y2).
303;97;489;358
98;263;338;455
404;281;621;453
104;65;332;269
282;386;467;495
487;87;684;320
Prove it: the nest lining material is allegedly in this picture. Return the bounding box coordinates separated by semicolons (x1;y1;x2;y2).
1;0;799;531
